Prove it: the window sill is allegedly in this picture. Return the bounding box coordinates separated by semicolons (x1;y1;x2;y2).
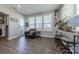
36;29;52;32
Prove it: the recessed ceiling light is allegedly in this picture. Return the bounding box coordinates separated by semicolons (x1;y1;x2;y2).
18;5;21;8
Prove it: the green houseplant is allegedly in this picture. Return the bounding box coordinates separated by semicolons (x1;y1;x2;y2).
56;19;72;32
56;20;65;30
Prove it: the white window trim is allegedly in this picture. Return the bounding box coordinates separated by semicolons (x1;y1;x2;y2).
29;14;53;31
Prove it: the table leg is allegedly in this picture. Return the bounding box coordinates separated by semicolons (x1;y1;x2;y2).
74;35;75;54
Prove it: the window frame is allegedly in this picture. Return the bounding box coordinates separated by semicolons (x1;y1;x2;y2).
28;14;52;31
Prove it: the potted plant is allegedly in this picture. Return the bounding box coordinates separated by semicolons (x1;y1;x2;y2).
56;20;65;30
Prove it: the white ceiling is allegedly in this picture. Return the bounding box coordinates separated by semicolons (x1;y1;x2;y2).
11;4;61;16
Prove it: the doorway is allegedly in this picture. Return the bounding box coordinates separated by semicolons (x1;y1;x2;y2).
19;17;25;36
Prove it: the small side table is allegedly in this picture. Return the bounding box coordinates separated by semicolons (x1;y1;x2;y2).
36;31;41;38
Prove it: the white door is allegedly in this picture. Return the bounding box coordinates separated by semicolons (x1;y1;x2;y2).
19;17;25;36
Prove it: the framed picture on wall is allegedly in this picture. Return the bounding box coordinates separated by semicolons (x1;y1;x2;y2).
0;15;4;24
11;17;18;22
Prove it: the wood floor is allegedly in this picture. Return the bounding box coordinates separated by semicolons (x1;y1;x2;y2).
0;36;62;54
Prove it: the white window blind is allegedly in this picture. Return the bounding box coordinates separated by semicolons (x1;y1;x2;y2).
28;14;52;31
36;16;42;30
29;17;35;28
43;15;52;30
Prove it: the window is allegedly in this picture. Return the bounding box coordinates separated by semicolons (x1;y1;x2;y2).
29;17;35;28
36;16;42;30
28;14;52;31
43;15;52;30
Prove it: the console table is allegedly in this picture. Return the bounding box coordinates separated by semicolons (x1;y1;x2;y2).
61;35;79;54
56;29;79;54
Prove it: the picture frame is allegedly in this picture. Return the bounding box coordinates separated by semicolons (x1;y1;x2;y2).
11;17;18;22
0;15;4;24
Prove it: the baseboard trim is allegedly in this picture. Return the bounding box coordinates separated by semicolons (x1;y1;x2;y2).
8;35;55;40
40;35;55;38
8;35;20;40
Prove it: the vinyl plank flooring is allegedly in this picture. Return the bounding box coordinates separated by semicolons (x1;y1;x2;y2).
0;36;61;54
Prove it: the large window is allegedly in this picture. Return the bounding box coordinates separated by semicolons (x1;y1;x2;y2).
29;17;35;28
28;14;52;31
36;16;42;30
43;15;52;30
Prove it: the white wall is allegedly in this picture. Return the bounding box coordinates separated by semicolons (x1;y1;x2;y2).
0;5;25;40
